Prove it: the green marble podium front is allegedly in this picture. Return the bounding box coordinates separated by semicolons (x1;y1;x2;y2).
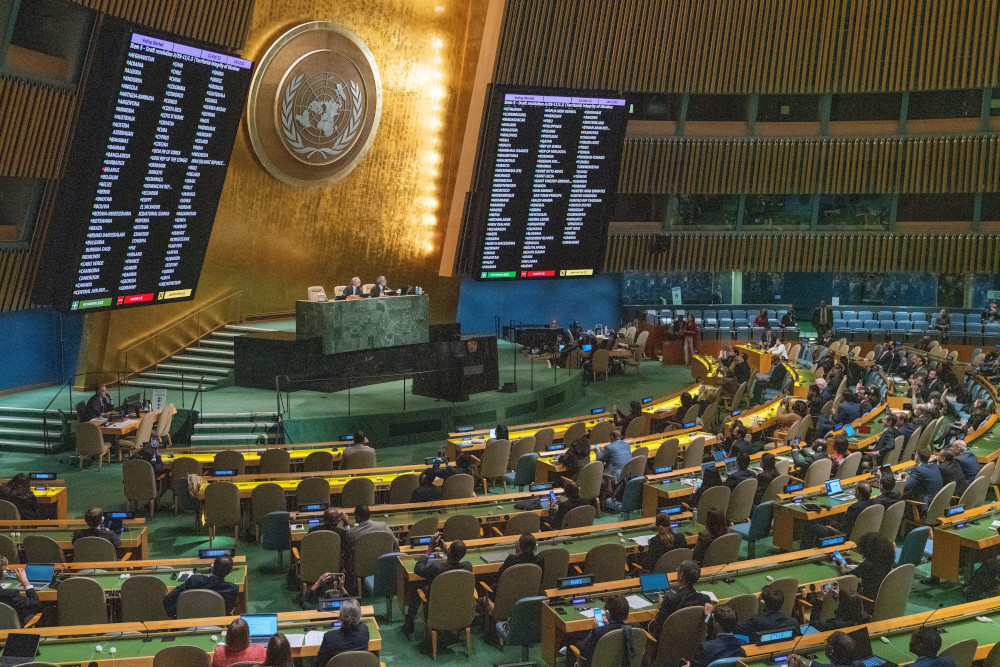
295;294;430;354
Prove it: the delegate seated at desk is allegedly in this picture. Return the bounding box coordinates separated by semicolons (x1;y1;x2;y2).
86;384;114;419
342;277;365;297
163;556;240;618
369;275;392;297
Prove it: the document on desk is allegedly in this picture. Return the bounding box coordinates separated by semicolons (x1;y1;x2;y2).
580;609;596;618
287;631;327;647
626;595;653;609
629;534;656;547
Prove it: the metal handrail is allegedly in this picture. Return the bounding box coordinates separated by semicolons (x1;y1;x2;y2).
121;291;243;379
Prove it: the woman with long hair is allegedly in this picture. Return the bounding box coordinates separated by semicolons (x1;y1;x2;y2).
211;618;265;667
261;633;293;667
0;473;39;520
692;508;730;563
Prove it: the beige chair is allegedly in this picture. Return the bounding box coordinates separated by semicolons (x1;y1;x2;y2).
362;283;376;293
421;568;476;660
442;514;480;541
761;474;790;503
152;645;211;667
177;589;226;618
571;626;648;667
695;485;731;525
76;421;111;469
632;445;650;461
333;285;347;297
440;473;475;500
560;504;597;529
24;535;64;564
477;439;512;494
0;535;17;564
295;477;331;507
57;576;108;625
632;329;650;357
259;448;291;474
533;427;555;452
616;456;647;484
353;531;397;595
940;639;978;667
389;473;420;504
502;511;540;536
591;349;610;381
725;593;760;623
582;543;627;583
701;532;741;566
507;436;536;469
0;500;19;521
120;574;169;621
119;412;156;458
307;285;327;301
879;500;906;544
303;450;335;472
836;451;862;479
802;458;833;488
213;450;246;475
296;530;341;595
478;562;543;631
652;604;707;667
170;456;202;513
813;575;858;625
408;515;440;538
153;404;174;446
250;482;287;543
341;477;376;507
72;536;117;563
958;475;989;508
981;641;1000;667
588;420;614;445
870;563;915;621
624;415;649;439
0;602;26;630
770;576;799;617
326;652;378;667
123;458;157;515
562;422;587;446
726;477;758;524
652;438;680;471
681;436;707;469
342;448;377;470
884;435;905;466
848;503;885;544
204;480;241;546
576;460;605;510
913;481;957;527
538;547;570;590
654;547;694;573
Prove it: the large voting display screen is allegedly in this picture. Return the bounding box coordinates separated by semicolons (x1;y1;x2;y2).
35;18;252;312
472;86;628;281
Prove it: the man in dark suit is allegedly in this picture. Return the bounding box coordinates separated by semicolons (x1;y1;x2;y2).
735;584;798;639
342;277;365;297
790;631;860;667
811;300;833;340
648;559;710;637
725;453;757;489
925;369;944;397
688;604;747;667
569;594;635;667
72;507;121;548
369;275;391;297
498;533;542;574
732;354;751;385
0;556;40;624
163;556;239;618
904;449;944;512
402;536;473;635
908;625;958;667
85;385;113;420
951;439;981;482
873;473;902;510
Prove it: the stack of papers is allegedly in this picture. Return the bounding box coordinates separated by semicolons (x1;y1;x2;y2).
629;534;656;547
286;631;326;648
626;595;653;609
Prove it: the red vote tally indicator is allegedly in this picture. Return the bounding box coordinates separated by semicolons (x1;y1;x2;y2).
521;270;555;278
117;293;154;305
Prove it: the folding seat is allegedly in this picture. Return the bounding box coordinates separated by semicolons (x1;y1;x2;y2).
966;326;984;347
731;309;747;321
716;309;731;320
984;323;1000;344
719;318;734;333
893;312;910;322
646;310;659;324
702;318;719;341
949;323;966;345
879;320;895;331
659;309;673;319
734;320;751;341
967;313;982;326
703;309;717;320
951;313;965;324
832;317;846;334
767;309;777;321
688;310;701;320
877;311;894;321
843;310;858;321
777;310;788;322
858;311;873;321
910;312;927;325
750;326;765;341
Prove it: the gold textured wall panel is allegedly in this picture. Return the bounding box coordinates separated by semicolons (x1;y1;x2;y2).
606;233;1000;274
0;79;75;179
77;0;490;376
495;0;1000;93
619;135;1000;195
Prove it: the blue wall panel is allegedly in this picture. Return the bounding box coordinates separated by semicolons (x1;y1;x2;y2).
456;276;623;335
0;309;83;392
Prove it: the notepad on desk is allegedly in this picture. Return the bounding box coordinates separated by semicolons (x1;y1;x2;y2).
629;534;656;547
626;595;653;609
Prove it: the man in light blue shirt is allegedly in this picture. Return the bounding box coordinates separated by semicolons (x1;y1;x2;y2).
596;428;633;481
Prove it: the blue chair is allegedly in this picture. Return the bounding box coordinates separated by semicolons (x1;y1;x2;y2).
732;501;774;559
894;312;911;322
505;452;538;490
843;310;858;321
716;309;731;320
496;595;546;660
605;476;646;516
260;510;291;568
952;313;965;324
895;525;930;566
878;311;894;321
363;552;400;621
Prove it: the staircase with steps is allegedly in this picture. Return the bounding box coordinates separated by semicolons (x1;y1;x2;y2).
0;406;65;453
127;324;276;393
191;412;281;445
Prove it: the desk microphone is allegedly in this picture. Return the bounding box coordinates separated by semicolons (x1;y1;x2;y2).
141;620;152;643
917;602;946;633
780;622;810;661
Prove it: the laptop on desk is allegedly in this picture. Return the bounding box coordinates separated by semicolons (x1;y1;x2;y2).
23;564;54;588
825;478;854;502
848;627;898;667
0;633;40;667
242;614;278;645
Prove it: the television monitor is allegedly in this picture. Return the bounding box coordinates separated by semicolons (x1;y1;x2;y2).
34;18;253;312
469;86;629;281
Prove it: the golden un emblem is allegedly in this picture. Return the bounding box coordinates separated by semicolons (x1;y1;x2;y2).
247;22;382;186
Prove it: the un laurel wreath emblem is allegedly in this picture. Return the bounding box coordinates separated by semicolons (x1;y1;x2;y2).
247;22;382;186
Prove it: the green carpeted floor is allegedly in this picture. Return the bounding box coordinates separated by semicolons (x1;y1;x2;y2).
0;346;961;665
